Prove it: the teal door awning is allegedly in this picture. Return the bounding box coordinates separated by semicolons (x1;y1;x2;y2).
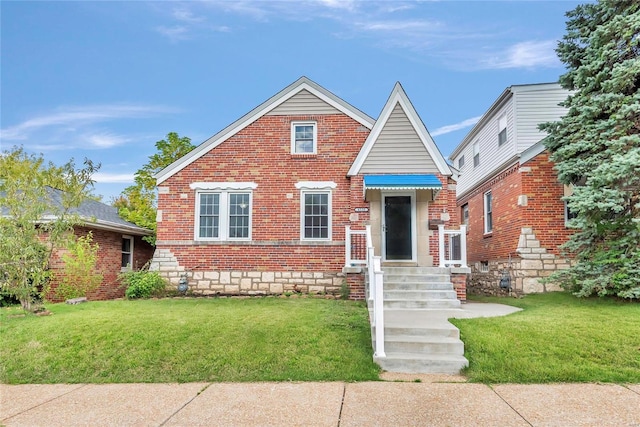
363;174;442;190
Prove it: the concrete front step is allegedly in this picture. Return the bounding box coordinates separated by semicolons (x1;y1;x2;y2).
384;299;461;309
383;274;450;283
383;290;458;300
374;353;469;374
376;335;464;354
382;267;451;275
383;281;454;291
381;325;460;339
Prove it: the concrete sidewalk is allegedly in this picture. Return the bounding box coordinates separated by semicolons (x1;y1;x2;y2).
2;380;639;426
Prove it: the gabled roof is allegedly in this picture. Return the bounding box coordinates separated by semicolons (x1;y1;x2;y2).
156;76;376;184
448;82;561;159
1;187;152;236
348;82;452;177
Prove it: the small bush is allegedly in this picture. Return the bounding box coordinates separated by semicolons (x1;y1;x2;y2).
339;280;350;300
120;270;167;299
53;233;103;301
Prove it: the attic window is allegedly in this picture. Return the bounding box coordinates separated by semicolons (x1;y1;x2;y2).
291;122;317;154
458;155;465;169
498;115;507;146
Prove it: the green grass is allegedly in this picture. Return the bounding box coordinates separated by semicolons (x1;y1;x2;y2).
0;298;380;384
451;292;640;384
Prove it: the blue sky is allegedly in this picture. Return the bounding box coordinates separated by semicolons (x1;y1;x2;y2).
1;1;581;201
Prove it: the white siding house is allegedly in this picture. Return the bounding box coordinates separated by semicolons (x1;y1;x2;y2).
450;83;569;197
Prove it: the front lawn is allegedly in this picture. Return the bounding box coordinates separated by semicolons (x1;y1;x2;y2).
0;298;380;384
451;292;640;383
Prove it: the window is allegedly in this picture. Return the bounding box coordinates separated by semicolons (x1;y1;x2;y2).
479;261;489;272
302;192;330;240
291;122;317;154
121;236;134;269
473;141;480;167
498;115;507;146
564;200;578;227
484;191;493;233
461;204;469;226
196;191;252;240
458;155;465;169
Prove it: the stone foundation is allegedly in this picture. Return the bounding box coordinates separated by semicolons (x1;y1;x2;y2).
468;228;572;296
150;248;354;298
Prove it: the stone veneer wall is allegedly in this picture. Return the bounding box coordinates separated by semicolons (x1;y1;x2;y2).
151;248;350;298
468;227;571;296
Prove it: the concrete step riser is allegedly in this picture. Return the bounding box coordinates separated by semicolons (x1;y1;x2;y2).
381;282;454;291
379;327;460;339
384;300;461;309
374;357;468;375
383;275;450;283
380;341;464;355
383;290;458;300
382;267;451;275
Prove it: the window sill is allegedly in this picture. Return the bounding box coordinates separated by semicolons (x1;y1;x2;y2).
483;232;493;238
290;154;317;159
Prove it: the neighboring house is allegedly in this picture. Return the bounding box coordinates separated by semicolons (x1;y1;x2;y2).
151;76;466;300
449;83;574;295
4;187;155;301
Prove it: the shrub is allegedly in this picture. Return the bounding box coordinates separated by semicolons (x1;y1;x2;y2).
120;270;167;299
52;233;103;301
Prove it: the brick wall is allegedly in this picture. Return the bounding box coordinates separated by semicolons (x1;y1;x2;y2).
47;226;154;302
155;114;370;297
458;151;574;295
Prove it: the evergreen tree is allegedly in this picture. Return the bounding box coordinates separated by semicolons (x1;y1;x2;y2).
541;1;640;298
113;132;194;245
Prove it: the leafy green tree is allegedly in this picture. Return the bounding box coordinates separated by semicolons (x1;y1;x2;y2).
0;147;99;311
541;1;640;299
114;132;194;245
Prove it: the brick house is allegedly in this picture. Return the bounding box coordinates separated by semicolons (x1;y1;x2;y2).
449;83;574;295
151;77;468;300
42;188;155;301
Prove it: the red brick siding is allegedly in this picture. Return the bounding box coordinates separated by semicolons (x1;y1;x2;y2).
520;152;574;255
47;227;154;302
458;163;522;262
157;114;369;272
457;151;574;263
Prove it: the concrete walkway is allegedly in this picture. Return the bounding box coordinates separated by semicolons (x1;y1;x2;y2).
2;381;639;426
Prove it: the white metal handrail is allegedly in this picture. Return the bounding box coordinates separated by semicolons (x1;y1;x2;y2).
438;224;468;268
345;225;385;357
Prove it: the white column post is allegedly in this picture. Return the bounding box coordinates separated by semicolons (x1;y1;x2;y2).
460;225;468;268
373;256;385;357
345;225;351;267
438;224;445;268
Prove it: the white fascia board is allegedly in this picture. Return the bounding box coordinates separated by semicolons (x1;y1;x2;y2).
519;139;546;164
156;77;376;185
348;82;452;177
448;82;561;161
37;216;152;236
449;87;514;161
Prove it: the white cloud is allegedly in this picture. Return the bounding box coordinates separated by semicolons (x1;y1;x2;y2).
481;40;560;69
173;8;205;23
92;172;135;184
1;104;176;142
156;25;191;42
431;116;481;136
84;133;131;149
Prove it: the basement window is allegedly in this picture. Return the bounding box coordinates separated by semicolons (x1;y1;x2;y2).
479;261;489;273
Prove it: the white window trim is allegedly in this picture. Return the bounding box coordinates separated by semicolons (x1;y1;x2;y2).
121;235;134;271
194;190;253;241
300;189;332;241
498;114;508;146
473;141;480;167
295;181;337;190
291;121;317;155
484;191;493;234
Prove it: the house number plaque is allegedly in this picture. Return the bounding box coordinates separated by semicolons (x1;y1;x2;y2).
354;207;369;212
